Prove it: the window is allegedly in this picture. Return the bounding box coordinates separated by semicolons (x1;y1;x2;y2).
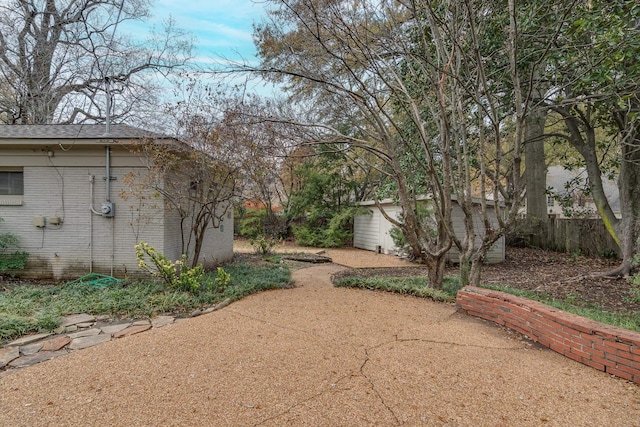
0;170;24;205
0;171;23;195
547;195;555;207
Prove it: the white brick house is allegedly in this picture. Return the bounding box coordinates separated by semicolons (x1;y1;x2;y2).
0;124;233;279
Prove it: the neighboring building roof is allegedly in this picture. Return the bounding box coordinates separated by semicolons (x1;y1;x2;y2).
0;124;166;140
546;165;620;213
359;194;503;207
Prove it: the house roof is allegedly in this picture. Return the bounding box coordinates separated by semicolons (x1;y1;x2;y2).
0;124;166;140
547;165;620;212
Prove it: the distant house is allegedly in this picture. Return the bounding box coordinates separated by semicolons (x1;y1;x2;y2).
544;165;621;218
353;197;505;263
0;124;233;280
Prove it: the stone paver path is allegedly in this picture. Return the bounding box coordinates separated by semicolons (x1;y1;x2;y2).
0;299;231;374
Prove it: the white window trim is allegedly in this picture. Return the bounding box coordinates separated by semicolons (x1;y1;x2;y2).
0;195;23;206
0;168;24;204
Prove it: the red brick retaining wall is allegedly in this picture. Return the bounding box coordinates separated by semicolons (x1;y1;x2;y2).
456;286;640;384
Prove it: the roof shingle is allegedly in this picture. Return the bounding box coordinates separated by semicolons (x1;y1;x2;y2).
0;124;165;140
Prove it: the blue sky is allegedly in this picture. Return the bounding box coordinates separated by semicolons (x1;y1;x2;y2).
148;0;268;66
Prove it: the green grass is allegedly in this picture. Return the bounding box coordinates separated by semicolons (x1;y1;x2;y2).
0;261;292;342
333;275;462;303
480;284;640;332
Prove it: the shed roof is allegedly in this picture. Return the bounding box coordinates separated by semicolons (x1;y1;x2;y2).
0;124;165;140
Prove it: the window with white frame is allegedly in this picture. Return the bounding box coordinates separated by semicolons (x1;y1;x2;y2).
0;169;24;205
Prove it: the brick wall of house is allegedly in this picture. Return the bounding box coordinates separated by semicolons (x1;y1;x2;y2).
456;286;640;384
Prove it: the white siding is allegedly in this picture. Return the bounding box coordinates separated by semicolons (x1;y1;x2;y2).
0;144;233;279
353;199;505;263
353;208;379;251
164;201;234;268
0;163;164;278
446;203;505;263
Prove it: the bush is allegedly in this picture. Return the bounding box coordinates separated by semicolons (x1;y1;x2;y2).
0;216;28;273
239;208;288;239
291;206;360;248
250;235;278;255
135;242;228;294
627;255;640;303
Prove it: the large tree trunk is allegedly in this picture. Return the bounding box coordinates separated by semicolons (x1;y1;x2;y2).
614;121;640;276
524;106;548;247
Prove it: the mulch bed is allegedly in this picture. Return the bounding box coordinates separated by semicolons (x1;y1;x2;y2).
333;247;640;314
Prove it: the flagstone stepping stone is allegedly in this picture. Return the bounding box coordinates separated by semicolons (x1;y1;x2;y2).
7;332;52;347
8;350;67;368
100;323;132;335
112;324;151;339
41;336;72;352
151;316;174;328
0;347;19;368
20;342;44;356
69;334;111;350
132;319;150;327
61;313;95;327
67;328;101;339
77;322;95;328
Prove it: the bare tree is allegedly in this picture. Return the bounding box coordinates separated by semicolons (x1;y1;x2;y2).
0;0;193;124
243;0;566;287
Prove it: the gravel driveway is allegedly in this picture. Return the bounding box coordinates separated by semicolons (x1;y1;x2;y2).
0;249;639;426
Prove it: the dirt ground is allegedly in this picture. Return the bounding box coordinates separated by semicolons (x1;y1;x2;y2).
239;238;639;314
1;257;639;426
1;241;639;426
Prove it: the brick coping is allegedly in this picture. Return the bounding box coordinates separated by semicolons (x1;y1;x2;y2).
456;286;640;384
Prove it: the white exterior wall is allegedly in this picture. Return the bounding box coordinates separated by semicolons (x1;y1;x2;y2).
446;203;505;263
196;207;234;267
0;143;233;279
353;205;401;254
353;208;380;252
163;201;234;268
353;200;505;263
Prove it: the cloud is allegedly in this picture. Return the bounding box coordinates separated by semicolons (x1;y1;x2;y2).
148;0;264;59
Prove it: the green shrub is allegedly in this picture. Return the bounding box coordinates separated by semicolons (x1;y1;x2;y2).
239;209;266;238
239;208;288;239
0;216;28;273
250;235;278;255
135;241;219;294
627;255;640;303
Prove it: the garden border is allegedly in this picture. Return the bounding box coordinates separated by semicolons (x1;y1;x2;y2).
456;286;640;384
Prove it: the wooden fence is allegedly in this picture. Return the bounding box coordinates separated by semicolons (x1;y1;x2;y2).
530;218;620;258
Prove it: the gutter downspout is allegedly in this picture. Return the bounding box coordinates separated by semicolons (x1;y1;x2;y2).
89;175;94;273
106;145;114;276
106;145;111;202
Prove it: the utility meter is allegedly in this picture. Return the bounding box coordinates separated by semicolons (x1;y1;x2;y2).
100;202;115;217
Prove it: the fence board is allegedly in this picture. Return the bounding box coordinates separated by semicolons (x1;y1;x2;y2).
538;218;620;257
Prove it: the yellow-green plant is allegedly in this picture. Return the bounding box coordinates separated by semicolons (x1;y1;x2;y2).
250;235;277;255
135;242;205;293
215;266;231;290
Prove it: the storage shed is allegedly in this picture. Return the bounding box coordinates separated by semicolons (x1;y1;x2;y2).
353;197;505;263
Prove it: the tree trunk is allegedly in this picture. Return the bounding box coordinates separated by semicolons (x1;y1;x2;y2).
615;123;640;275
524;106;548;247
425;255;447;290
